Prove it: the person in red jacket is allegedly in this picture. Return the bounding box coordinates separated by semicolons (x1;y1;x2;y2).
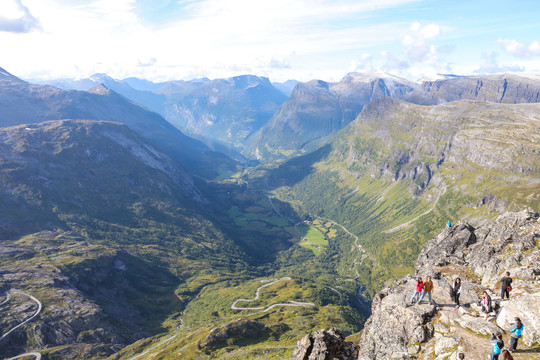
410;277;424;304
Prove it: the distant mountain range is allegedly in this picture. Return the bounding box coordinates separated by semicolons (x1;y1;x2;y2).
245;72;540;161
0;67;236;178
40;73;288;158
2;64;540;359
243;73;416;161
40;71;540;164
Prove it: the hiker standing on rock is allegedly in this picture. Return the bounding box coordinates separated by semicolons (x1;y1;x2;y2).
508;317;524;352
418;275;434;305
451;277;462;307
489;333;504;360
480;291;493;320
500;271;512;300
410;277;424;304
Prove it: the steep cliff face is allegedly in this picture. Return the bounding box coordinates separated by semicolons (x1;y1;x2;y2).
405;74;540;105
243;73;415;161
359;210;540;359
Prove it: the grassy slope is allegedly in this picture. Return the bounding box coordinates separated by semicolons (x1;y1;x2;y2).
257;99;540;296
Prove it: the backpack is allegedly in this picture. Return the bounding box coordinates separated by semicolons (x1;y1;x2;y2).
515;323;524;337
491;340;503;354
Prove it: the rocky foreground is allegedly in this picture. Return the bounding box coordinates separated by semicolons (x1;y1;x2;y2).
294;210;540;360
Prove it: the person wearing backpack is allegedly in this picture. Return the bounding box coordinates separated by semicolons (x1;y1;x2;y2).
508;317;524;352
489;333;504;360
410;277;424;304
500;271;512;300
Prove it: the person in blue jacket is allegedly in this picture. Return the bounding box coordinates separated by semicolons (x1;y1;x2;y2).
508;317;524;352
489;333;504;360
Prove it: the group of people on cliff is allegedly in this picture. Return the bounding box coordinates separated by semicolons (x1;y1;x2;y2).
410;271;525;356
488;317;524;360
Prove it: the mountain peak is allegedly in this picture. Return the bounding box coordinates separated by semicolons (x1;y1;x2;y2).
89;73;114;83
88;83;112;95
343;71;410;84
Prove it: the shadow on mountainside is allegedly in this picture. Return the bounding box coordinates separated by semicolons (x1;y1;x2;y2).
197;177;305;265
264;144;332;189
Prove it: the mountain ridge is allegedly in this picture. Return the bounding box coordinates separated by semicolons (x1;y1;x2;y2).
0;68;236;178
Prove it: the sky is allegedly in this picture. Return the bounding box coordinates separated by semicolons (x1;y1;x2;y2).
1;0;539;83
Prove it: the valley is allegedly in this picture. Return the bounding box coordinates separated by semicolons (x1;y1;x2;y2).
1;67;540;359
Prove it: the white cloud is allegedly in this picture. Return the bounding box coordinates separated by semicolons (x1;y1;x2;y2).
348;54;373;73
381;50;409;71
0;0;423;82
474;52;524;74
498;38;540;58
401;22;441;64
0;0;41;33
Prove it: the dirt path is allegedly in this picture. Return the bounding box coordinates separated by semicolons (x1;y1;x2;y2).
128;334;178;360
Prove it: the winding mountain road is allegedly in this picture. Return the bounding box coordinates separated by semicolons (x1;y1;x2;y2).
0;289;43;360
0;290;42;341
231;277;315;312
5;352;42;360
0;291;11;306
267;196;371;304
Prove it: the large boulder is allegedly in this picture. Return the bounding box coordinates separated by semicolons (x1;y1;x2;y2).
292;328;358;360
415;223;476;278
466;210;540;286
358;277;436;360
496;293;540;346
198;319;267;350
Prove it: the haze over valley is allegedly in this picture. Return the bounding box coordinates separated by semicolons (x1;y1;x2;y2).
1;1;540;359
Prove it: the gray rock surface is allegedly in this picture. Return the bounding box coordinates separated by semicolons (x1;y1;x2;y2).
358;210;540;359
292;328;359;360
496;293;540;346
405;73;540;105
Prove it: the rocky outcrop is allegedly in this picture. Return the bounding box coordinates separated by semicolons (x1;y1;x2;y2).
416;210;540;287
199;319;267;350
496;293;540;346
292;328;359;360
414;223;477;278
359;210;540;359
